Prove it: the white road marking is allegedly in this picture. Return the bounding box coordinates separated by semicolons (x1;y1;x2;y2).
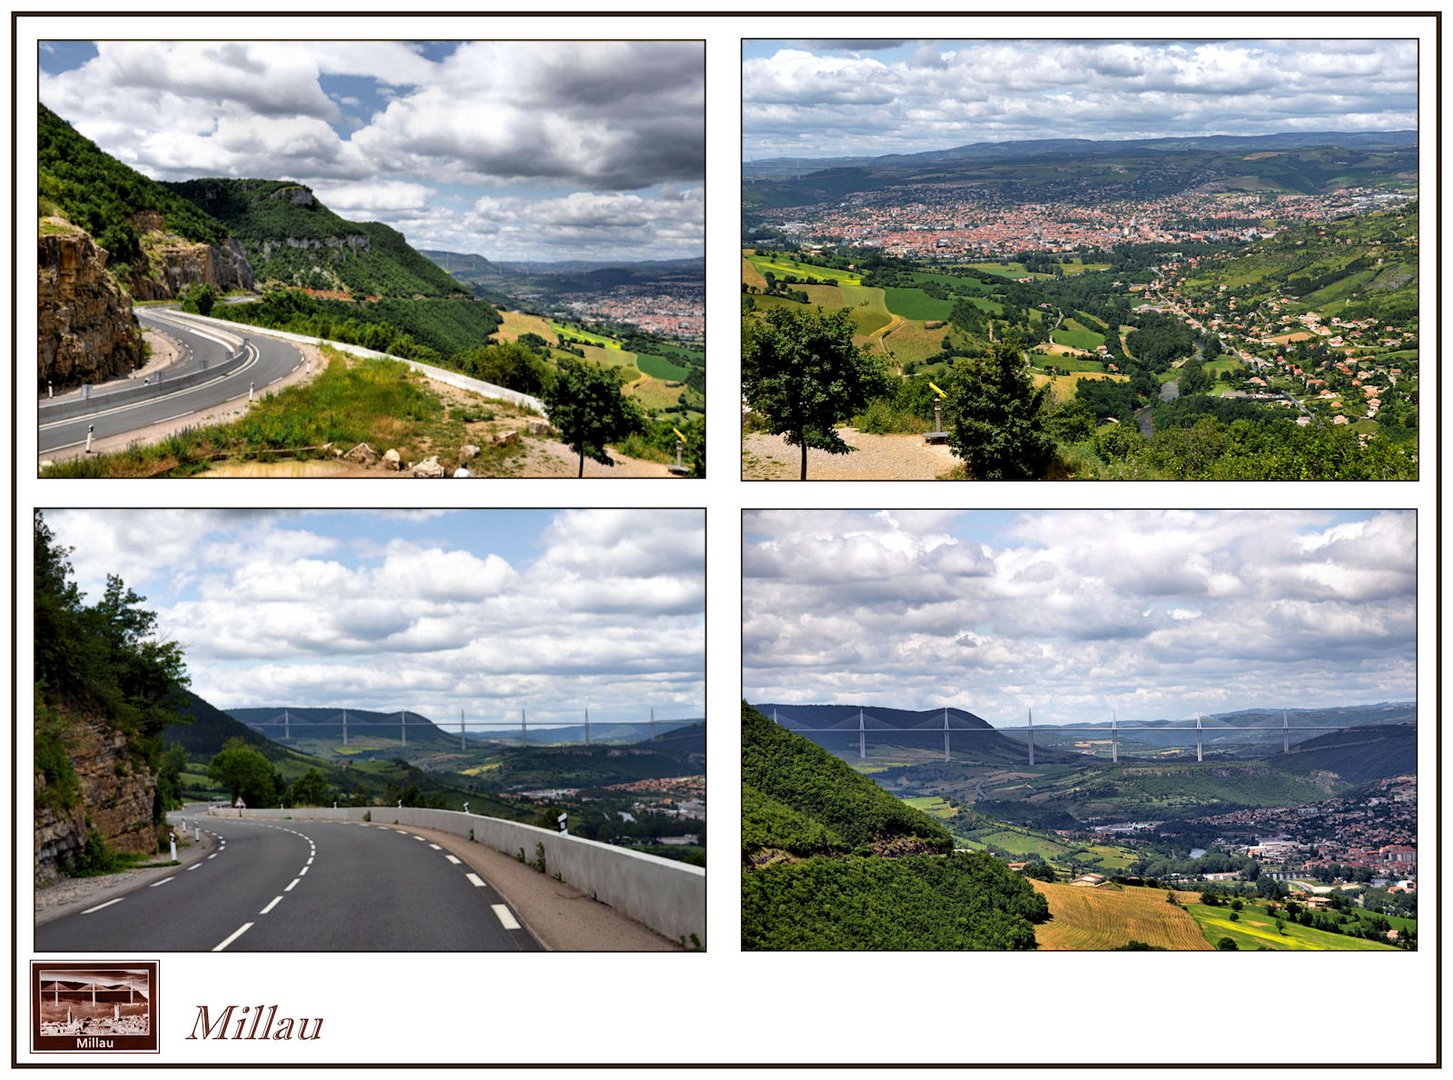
299;866;309;876
445;855;461;865
186;864;200;871
465;873;486;888
428;843;441;850
492;905;521;931
259;896;284;915
213;923;253;952
81;898;124;915
207;854;218;859
414;835;426;842
148;877;175;888
285;878;301;892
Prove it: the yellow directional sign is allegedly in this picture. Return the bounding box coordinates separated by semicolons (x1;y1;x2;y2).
672;426;687;443
928;381;948;399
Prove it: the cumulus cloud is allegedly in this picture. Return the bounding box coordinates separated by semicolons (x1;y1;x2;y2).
41;510;704;725
743;510;1416;726
743;39;1417;158
39;39;704;261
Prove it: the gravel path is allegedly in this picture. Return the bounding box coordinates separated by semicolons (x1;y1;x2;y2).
742;427;959;480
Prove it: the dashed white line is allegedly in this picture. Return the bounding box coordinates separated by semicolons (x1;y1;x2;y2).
207;854;218;860
186;864;200;872
492;905;521;931
306;856;314;866
259;896;284;915
465;873;486;888
445;855;461;865
213;923;253;952
81;898;124;915
298;866;309;876
428;843;441;850
148;877;175;888
285;878;301;892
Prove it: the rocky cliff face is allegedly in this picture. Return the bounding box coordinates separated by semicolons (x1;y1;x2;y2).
37;224;144;390
128;236;254;301
35;711;158;884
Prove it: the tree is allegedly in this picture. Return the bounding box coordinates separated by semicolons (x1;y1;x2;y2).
541;358;647;476
208;738;276;806
741;305;894;479
1217;936;1240;950
180;282;218;318
944;342;1057;479
457;341;552;396
288;767;332;807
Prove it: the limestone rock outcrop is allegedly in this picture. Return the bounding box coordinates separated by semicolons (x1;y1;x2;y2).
35;711;158;884
38;224;144;390
126;236;254;301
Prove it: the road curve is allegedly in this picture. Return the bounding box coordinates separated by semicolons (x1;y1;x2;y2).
37;309;305;455
34;819;540;953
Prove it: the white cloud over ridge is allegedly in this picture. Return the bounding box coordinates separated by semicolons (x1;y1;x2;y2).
742;510;1416;726
743;39;1417;158
40;40;704;260
43;509;704;726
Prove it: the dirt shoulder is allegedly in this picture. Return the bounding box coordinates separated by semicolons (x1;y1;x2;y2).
403;824;680;951
35;824;218;927
742;427;959;480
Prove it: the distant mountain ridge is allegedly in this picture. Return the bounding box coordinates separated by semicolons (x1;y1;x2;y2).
745;130;1418;175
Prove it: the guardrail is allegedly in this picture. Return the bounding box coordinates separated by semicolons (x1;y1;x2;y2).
208;805;704;945
155;311;546;415
40;340;251;422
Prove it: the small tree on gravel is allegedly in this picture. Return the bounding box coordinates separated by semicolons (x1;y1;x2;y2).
741;305;894;479
541;358;647;477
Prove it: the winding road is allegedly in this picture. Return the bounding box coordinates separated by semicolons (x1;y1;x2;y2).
37;308;305;456
35;817;540;952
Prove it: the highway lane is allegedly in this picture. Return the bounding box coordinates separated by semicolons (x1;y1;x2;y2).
34;819;539;953
37;310;305;455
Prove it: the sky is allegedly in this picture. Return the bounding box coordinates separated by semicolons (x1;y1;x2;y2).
742;39;1418;159
39;40;704;261
742;509;1416;727
42;509;705;730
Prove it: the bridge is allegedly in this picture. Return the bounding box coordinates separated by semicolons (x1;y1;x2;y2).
766;706;1362;765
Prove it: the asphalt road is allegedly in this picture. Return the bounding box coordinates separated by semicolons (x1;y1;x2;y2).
37;309;305;455
35;819;540;952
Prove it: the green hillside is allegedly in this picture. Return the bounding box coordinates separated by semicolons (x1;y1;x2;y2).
166;178;469;299
39;102;227;246
741;703;1048;950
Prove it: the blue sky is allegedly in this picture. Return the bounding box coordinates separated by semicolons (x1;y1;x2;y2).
40;40;704;261
42;509;705;727
743;39;1418;159
743;510;1416;727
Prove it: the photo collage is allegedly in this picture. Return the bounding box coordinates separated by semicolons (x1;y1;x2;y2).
14;9;1440;1071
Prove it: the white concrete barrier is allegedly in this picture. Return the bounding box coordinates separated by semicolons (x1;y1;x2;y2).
214;806;704;945
162;310;545;413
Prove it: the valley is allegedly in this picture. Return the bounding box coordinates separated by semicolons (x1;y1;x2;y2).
747;701;1416;950
741;133;1418;480
36;101;705;476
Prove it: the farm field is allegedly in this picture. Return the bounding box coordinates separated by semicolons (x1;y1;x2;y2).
975;829;1072;860
635;352;692;381
1051;319;1107;351
1031;370;1126;404
744;251;863;285
882;286;955;321
902;796;957;819
1030;881;1213;950
548;320;621;348
1184;901;1400;951
886;319;950;364
494;309;558;344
